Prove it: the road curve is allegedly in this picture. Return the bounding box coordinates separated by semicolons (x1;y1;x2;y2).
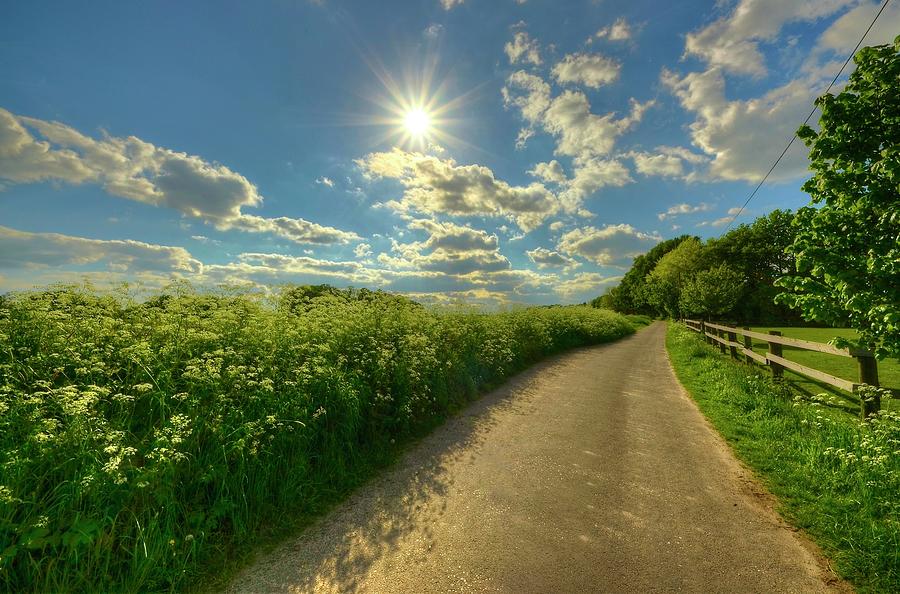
228;322;846;593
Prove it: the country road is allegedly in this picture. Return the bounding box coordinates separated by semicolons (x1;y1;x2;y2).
228;322;846;593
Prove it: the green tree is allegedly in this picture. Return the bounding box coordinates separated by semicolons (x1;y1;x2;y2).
679;264;746;319
705;209;800;323
602;235;692;314
646;237;705;318
777;37;900;358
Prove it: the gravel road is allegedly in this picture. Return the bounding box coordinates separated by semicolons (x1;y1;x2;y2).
228;322;847;593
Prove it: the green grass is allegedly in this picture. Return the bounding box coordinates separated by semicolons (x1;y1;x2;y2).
0;285;639;592
667;323;900;593
745;327;900;413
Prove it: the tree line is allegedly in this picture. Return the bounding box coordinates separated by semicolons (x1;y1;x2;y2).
591;209;801;324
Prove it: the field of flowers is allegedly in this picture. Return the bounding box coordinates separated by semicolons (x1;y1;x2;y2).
0;284;637;592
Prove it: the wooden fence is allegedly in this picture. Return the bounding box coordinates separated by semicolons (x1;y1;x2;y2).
682;319;881;418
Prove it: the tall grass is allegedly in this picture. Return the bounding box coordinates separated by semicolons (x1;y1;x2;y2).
0;284;635;592
667;323;900;593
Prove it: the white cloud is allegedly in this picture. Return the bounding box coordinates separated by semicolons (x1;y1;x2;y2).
424;23;443;39
505;31;542;66
501;70;552;148
551;53;621;89
378;219;510;275
557;224;661;266
594;17;632;42
0;225;201;274
684;0;855;77
814;1;900;57
440;0;464;9
1;109;359;245
559;158;632;211
357;148;562;232
662;67;822;182
657;202;712;221
627;146;710;180
554;272;622;298
549;221;565;232
698;207;743;227
354;242;372;258
543;92;653;159
526;247;579;270
315;176;334;187
528;160;567;185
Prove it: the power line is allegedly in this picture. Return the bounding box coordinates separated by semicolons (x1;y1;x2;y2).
720;0;892;232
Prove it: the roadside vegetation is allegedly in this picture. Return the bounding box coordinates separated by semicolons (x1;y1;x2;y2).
667;323;900;592
0;284;637;592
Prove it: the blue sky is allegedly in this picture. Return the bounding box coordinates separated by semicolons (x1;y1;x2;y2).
1;0;898;305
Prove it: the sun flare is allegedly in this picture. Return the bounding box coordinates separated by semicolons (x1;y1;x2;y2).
403;108;432;137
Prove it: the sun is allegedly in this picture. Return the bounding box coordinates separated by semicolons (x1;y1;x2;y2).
403;108;432;137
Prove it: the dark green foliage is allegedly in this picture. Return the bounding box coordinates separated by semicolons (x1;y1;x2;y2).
595;210;804;323
0;285;635;592
679;263;746;318
603;235;693;314
777;37;900;359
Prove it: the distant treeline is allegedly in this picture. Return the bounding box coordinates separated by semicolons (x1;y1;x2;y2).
592;210;809;324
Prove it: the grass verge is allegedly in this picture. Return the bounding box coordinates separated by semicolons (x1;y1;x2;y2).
667;322;900;593
0;285;638;592
744;327;899;413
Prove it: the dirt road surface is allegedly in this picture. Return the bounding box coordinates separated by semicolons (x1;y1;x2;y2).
228;322;846;593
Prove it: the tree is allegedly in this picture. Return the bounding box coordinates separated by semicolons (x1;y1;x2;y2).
645;238;705;318
777;37;900;358
603;235;692;314
680;264;746;319
705;210;801;323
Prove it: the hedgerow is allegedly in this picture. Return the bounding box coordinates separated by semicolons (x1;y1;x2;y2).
0;284;635;592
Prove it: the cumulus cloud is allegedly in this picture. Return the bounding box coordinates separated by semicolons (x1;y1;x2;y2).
0;108;358;244
657;202;712;221
814;1;900;56
0;225;202;274
662;67;821;182
378;219;510;275
230;215;360;245
684;0;855;77
554;272;621;298
357;148;561;232
594;17;632;42
526;247;579;270
315;176;334;187
551;53;621;89
698;207;743;227
557;224;661;266
528;160;567;185
543;92;653;159
440;0;464;9
505;31;542;66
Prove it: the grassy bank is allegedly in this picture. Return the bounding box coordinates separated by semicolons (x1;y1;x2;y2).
667;323;900;592
0;285;637;592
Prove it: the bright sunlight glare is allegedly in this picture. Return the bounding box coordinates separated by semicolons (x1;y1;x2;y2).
403;108;432;137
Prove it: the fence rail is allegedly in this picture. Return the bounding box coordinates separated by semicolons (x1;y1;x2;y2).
683;319;881;418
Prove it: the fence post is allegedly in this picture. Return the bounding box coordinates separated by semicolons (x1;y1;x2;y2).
857;353;880;419
728;329;738;359
718;328;727;355
742;327;753;365
700;320;706;343
768;331;783;380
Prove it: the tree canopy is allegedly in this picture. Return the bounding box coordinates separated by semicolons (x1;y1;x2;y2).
777;37;900;358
